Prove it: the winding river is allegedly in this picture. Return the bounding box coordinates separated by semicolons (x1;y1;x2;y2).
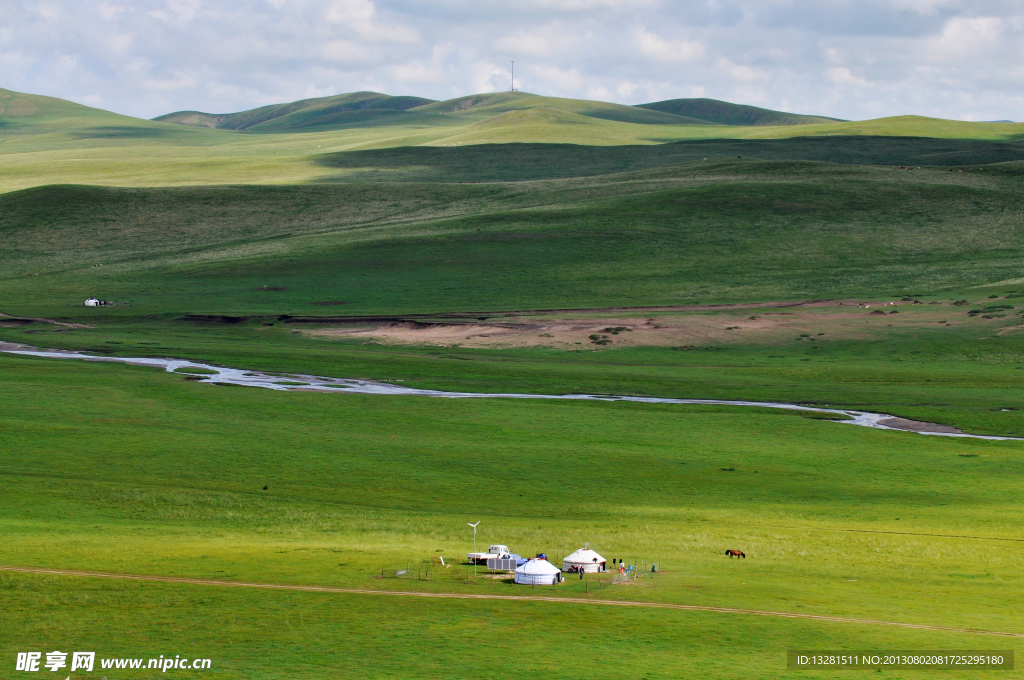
2;342;1018;441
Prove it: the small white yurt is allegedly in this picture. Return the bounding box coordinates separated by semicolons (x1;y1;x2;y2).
563;547;606;573
84;298;100;307
514;558;562;585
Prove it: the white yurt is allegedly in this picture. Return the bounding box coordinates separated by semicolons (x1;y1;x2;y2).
84;298;100;307
563;547;606;573
514;558;562;585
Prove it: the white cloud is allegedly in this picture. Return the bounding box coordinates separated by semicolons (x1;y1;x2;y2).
826;67;872;87
529;64;584;93
325;0;375;25
33;3;62;22
0;0;1021;121
495;33;556;58
511;0;655;9
615;81;636;98
823;47;844;65
391;60;445;84
321;39;369;64
634;27;704;63
927;16;1004;59
98;3;127;21
718;59;764;84
148;0;202;24
144;70;196;91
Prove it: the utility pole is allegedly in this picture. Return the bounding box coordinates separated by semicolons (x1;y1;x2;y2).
511;61;515;92
467;521;480;578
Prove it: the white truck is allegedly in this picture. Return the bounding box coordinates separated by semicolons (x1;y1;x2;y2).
467;544;510;564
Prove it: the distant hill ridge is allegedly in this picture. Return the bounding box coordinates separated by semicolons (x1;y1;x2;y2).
4;86;1021;153
637;98;842;126
0;86;144;131
151;91;834;132
153;91;435;131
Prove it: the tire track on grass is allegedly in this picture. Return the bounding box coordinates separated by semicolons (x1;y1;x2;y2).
3;565;1021;638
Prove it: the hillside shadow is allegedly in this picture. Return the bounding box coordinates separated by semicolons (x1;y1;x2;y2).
72;125;188;140
313;137;1024;183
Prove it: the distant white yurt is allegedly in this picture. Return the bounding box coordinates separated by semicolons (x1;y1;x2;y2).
514;558;562;585
84;298;100;307
563;547;606;573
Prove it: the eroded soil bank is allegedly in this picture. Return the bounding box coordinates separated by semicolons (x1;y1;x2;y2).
292;298;1023;349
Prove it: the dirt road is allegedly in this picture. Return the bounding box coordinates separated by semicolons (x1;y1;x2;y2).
3;565;1020;638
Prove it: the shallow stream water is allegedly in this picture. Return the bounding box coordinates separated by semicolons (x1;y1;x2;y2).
2;343;1018;441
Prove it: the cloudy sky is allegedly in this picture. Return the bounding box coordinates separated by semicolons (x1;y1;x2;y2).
1;1;1021;121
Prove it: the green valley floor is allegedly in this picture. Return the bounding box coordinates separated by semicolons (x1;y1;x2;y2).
1;351;1023;678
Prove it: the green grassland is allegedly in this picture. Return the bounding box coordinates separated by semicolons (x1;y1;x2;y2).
1;354;1023;678
2;85;1024;678
2;158;1022;319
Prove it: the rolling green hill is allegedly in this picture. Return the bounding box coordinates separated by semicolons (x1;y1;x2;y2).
0;87;179;140
3;86;1023;315
155;90;715;132
637;97;841;126
154;91;839;132
2;157;1022;318
153;91;436;131
411;91;712;125
3;85;1024;194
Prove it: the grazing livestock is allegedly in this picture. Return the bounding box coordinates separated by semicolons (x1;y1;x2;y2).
725;549;746;558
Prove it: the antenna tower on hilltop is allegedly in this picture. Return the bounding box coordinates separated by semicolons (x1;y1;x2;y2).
510;61;516;92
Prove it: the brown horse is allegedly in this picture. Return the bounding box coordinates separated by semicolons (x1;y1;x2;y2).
725;549;746;558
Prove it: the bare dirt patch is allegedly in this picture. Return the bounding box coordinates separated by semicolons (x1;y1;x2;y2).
0;313;91;329
300;299;985;349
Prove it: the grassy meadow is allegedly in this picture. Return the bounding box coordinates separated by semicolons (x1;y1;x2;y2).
2;354;1023;678
2;86;1024;678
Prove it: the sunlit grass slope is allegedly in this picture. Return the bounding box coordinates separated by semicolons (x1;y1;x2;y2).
409;91;712;125
154;91;437;132
3;86;1023;193
0;87;151;137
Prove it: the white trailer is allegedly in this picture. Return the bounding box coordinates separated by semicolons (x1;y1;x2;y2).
467;544;510;564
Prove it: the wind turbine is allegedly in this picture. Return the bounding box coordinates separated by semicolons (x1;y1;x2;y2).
468;521;480;577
